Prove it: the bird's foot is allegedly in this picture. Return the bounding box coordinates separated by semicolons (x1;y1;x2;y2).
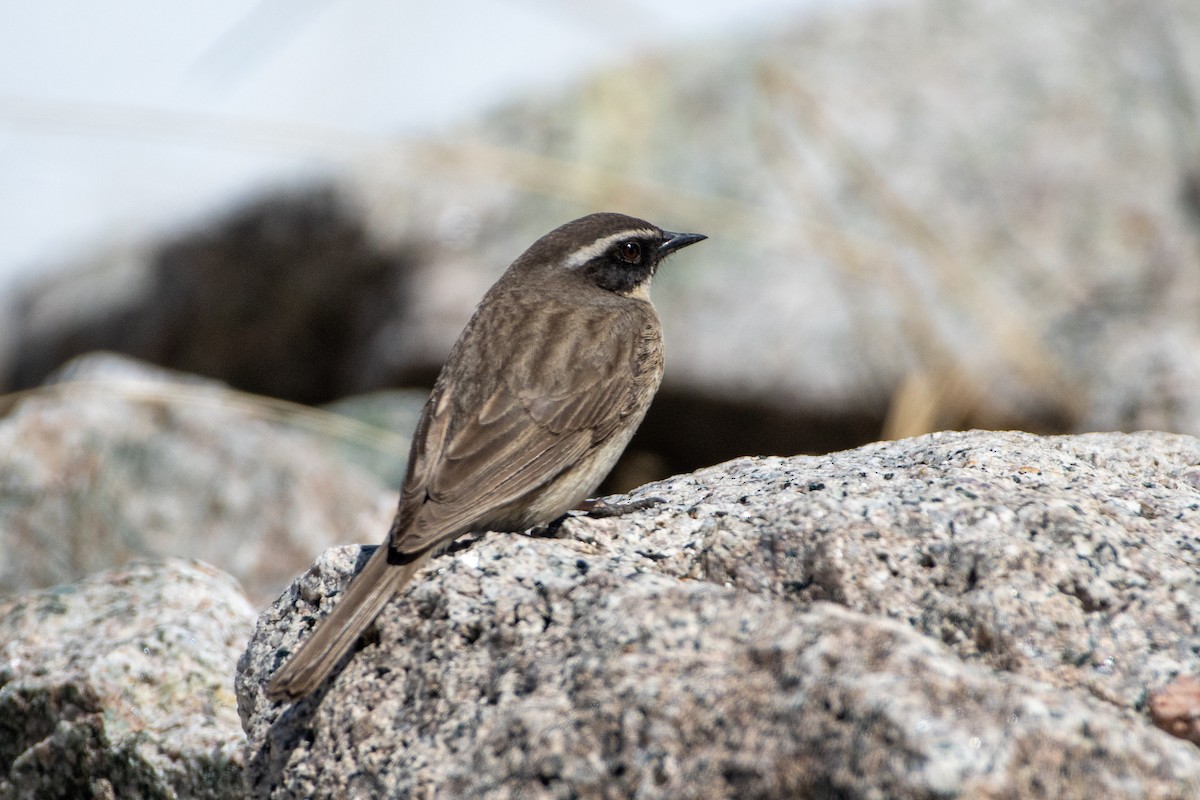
529;496;665;539
575;496;665;518
442;531;488;555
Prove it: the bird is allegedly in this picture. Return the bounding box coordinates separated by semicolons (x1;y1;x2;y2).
266;212;705;701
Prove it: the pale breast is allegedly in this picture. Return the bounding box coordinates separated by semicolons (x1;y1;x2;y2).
517;309;664;524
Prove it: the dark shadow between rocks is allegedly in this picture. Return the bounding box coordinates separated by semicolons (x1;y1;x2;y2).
6;186;414;405
600;389;888;494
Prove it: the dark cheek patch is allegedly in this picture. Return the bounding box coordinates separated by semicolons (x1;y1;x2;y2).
586;259;644;293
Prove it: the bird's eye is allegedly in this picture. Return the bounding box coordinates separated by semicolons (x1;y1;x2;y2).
617;240;641;263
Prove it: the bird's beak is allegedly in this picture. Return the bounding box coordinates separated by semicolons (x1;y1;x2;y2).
658;231;707;256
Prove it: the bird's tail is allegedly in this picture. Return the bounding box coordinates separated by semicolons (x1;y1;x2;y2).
266;545;428;701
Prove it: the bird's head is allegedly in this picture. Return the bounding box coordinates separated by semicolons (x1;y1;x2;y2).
516;212;706;298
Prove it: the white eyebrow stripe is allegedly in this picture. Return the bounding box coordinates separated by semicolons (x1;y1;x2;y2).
563;229;658;270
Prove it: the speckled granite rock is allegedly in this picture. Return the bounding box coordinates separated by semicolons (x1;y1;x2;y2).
0;353;395;607
0;559;255;800
238;430;1200;799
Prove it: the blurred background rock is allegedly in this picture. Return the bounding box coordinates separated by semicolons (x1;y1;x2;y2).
3;0;1200;587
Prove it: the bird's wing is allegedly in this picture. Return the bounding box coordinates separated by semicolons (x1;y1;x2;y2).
388;301;652;559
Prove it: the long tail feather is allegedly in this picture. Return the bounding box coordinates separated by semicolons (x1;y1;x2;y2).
266;546;429;700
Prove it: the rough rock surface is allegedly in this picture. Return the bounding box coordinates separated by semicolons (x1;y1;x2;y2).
0;558;255;800
0;353;395;607
238;430;1200;799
